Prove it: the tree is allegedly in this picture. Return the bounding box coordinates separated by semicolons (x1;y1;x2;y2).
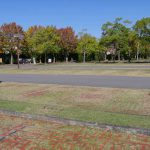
134;17;150;59
128;31;141;61
58;27;78;62
134;17;150;38
98;39;107;61
101;18;131;61
25;25;44;64
31;26;60;63
0;22;24;64
0;31;5;50
77;33;98;63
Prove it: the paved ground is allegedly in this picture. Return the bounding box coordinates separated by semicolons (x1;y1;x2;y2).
0;74;150;89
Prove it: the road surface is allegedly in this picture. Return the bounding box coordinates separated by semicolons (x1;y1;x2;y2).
0;74;150;89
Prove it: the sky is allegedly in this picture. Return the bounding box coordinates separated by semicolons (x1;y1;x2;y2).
0;0;150;37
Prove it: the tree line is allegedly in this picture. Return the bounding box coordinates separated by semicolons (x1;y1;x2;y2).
0;17;150;64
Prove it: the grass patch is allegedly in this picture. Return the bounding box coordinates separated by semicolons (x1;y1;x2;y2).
58;108;150;129
0;63;150;77
0;100;31;112
0;100;149;128
0;82;150;129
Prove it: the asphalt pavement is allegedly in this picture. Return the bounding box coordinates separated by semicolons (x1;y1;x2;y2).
0;74;150;89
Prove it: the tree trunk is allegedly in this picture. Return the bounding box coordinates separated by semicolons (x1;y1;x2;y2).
17;52;20;69
53;57;56;63
33;57;36;64
128;51;131;63
118;51;120;61
44;53;47;64
112;54;115;63
104;53;107;61
64;51;69;63
65;56;68;63
10;52;13;64
136;50;139;61
98;52;100;62
114;54;116;63
137;42;140;61
83;50;86;63
39;56;42;64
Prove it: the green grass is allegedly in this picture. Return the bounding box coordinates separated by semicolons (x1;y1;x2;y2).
0;82;150;129
0;100;150;128
58;108;150;128
0;100;32;112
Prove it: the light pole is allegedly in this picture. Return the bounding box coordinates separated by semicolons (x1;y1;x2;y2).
14;34;24;69
14;46;20;69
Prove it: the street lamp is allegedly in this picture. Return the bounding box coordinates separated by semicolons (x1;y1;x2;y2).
14;46;20;69
13;34;24;69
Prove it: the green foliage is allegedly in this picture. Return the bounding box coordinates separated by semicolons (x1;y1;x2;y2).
101;18;132;60
134;17;150;39
0;18;150;63
33;26;60;54
77;34;97;54
25;26;44;57
134;18;150;58
77;33;98;62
